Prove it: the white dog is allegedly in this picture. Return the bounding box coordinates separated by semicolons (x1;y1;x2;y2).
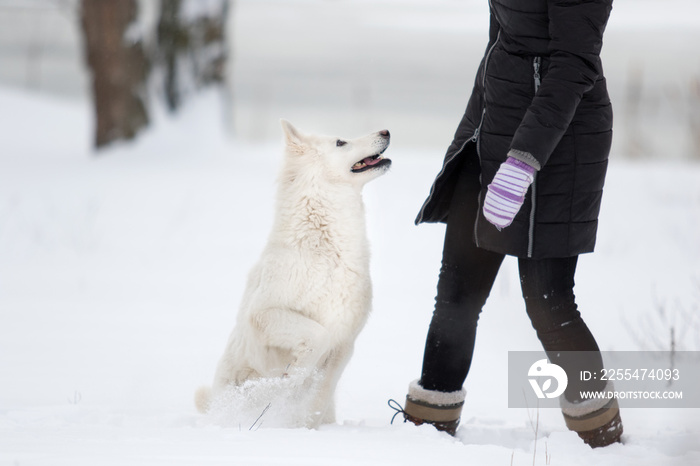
195;120;391;428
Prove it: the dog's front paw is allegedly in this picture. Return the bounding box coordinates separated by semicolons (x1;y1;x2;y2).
291;341;320;367
292;332;331;369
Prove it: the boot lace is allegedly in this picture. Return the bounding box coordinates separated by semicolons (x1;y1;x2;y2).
388;399;406;424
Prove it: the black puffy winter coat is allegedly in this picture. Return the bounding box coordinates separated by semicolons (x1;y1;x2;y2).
416;0;614;259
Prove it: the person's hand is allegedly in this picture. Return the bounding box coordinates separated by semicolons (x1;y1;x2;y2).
483;157;536;230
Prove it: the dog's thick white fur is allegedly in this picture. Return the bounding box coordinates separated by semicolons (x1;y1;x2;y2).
195;120;391;427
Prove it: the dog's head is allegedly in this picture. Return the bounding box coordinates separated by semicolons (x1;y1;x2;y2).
280;119;391;188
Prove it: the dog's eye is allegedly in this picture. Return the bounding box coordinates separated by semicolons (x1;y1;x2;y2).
336;140;347;147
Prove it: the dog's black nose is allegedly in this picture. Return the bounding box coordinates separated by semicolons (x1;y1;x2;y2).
379;130;390;138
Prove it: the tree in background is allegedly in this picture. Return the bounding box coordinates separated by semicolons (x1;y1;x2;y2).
81;0;230;150
81;0;149;149
157;0;229;112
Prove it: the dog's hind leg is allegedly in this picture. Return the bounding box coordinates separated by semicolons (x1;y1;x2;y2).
250;307;332;371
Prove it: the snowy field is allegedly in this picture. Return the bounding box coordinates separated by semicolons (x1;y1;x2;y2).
2;0;700;464
1;87;699;465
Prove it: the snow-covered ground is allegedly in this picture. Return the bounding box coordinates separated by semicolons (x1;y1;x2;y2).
1;86;699;465
2;0;700;464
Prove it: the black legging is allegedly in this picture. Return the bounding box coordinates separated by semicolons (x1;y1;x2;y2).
419;155;605;401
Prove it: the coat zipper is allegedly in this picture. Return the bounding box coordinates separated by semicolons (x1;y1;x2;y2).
472;30;501;247
527;56;542;258
533;56;541;93
471;109;486;153
471;28;501;152
416;31;500;224
419;0;499;225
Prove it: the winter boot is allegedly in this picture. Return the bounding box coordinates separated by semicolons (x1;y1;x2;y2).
401;380;466;436
560;382;623;448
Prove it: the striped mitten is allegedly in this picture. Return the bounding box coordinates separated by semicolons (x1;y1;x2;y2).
483;157;536;229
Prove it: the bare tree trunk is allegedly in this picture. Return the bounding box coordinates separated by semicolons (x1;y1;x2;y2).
81;0;149;149
157;0;229;112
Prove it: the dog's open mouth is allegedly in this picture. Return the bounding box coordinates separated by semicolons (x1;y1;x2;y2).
351;149;391;173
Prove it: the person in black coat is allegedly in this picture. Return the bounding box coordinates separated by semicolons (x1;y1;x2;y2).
399;0;622;447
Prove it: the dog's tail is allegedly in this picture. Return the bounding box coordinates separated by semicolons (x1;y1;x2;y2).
194;385;212;413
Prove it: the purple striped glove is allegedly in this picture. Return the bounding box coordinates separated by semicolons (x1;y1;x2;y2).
483;157;536;230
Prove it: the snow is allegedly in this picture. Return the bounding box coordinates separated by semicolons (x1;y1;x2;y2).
1;86;699;466
2;0;700;463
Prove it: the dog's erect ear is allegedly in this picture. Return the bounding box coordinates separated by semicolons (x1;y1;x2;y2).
280;119;306;147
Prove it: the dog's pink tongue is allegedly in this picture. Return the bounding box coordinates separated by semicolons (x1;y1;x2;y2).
364;157;381;166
